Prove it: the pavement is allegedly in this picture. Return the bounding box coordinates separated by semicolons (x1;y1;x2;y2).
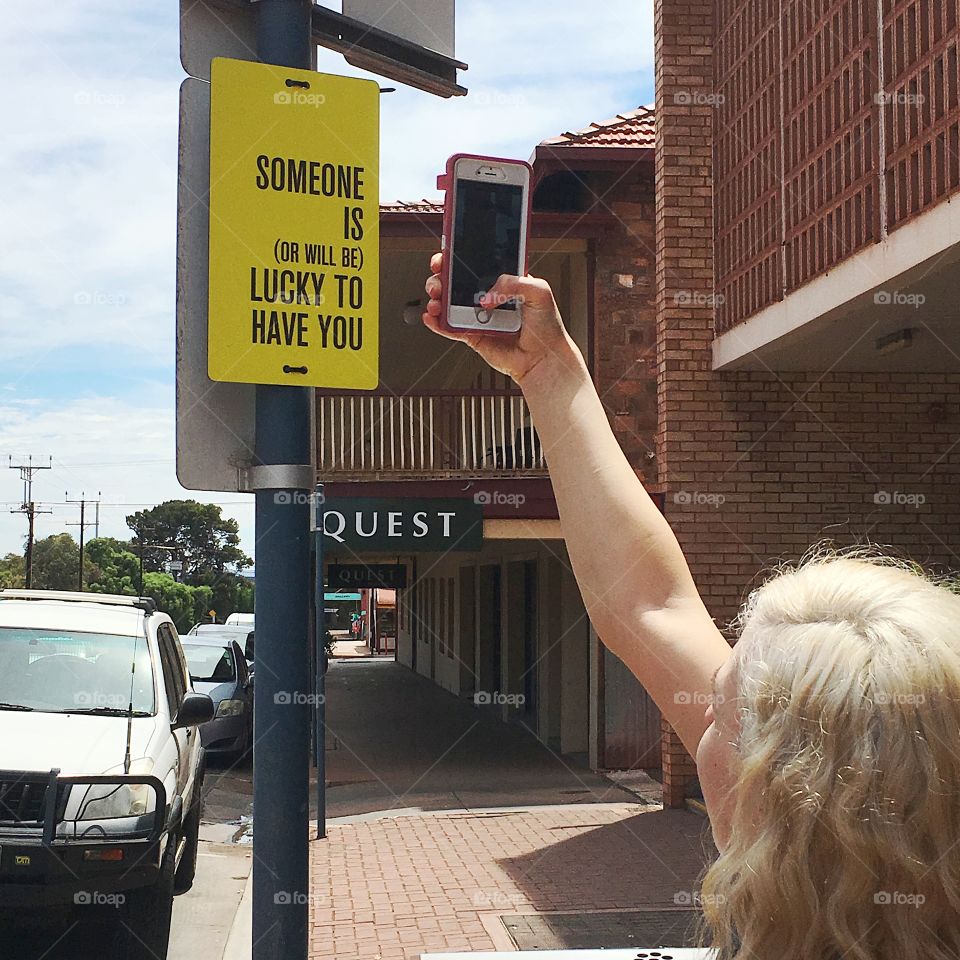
169;834;252;959
215;658;713;960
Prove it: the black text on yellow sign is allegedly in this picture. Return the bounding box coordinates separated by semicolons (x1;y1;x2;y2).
207;58;380;388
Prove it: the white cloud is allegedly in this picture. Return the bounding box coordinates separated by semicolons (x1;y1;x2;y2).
0;0;655;560
0;394;254;562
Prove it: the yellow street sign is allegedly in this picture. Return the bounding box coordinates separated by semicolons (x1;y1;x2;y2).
207;58;379;388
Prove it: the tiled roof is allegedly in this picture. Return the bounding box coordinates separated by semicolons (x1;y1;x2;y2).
381;106;655;212
380;199;444;214
539;105;655;148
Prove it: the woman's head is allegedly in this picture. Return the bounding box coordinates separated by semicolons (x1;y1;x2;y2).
698;553;960;960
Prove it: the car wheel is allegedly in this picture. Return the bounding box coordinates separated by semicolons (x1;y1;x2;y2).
173;800;201;895
175;765;206;895
119;834;176;959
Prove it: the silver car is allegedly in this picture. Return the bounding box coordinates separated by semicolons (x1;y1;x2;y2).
180;633;253;761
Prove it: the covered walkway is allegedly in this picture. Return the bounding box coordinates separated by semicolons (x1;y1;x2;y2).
324;658;643;821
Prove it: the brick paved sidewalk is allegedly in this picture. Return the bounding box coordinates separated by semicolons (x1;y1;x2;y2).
310;803;712;959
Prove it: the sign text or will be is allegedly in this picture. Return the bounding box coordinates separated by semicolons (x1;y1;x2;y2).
207;58;380;388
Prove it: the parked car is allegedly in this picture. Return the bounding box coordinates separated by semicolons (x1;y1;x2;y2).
224;612;254;627
0;589;213;959
179;633;253;760
187;622;255;665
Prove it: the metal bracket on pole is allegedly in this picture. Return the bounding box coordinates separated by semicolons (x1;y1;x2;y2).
239;463;314;491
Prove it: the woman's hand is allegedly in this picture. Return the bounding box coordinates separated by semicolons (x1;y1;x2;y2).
421;252;576;387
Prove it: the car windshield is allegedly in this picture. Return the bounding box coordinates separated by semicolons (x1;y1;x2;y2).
182;643;236;683
0;627;155;715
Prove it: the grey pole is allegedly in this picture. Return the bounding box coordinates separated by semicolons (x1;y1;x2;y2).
252;2;314;958
314;484;326;839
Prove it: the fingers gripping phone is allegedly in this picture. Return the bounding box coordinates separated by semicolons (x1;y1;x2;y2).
439;154;532;334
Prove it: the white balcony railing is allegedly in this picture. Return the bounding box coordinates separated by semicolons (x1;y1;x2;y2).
316;391;547;479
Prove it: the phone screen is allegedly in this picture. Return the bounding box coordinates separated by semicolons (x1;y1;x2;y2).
450;179;524;309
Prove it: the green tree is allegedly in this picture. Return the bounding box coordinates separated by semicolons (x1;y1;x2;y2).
0;553;25;589
32;533;81;591
125;501;251;582
142;572;196;634
85;538;141;595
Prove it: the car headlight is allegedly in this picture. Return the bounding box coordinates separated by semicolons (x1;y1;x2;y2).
215;698;245;719
77;758;157;821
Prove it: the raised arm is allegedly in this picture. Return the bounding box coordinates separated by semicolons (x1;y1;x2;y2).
423;255;731;755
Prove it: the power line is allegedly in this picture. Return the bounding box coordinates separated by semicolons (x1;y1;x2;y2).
66;491;101;591
8;456;53;588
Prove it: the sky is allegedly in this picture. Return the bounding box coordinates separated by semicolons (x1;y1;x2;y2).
0;1;654;563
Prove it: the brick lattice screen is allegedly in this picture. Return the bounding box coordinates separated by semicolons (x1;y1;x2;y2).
714;0;960;332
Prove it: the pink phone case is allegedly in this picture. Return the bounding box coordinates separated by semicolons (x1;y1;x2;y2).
436;153;533;336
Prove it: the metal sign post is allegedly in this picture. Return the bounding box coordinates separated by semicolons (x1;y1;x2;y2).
314;483;326;840
250;10;314;960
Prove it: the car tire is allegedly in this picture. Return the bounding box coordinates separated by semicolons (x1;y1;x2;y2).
174;763;205;895
119;834;176;959
174;799;201;895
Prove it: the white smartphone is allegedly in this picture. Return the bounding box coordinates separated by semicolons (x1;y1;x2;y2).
441;154;532;335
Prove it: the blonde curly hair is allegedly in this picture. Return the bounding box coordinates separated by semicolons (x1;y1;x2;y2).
699;552;960;959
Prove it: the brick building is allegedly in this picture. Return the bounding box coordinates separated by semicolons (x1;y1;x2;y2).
318;110;665;781
655;0;960;801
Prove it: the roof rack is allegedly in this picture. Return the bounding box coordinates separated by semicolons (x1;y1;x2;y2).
0;590;157;615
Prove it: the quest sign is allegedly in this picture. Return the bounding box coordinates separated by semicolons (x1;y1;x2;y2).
318;498;483;555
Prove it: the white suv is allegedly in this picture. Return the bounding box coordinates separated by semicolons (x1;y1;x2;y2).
0;589;213;959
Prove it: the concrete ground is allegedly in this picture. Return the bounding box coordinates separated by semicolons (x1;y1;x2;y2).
169;837;252;959
300;659;712;959
323;658;640;819
104;656;705;960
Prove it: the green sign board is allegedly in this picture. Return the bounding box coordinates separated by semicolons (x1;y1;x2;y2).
319;498;483;555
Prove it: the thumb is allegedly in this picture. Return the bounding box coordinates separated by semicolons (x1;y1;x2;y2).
479;274;550;313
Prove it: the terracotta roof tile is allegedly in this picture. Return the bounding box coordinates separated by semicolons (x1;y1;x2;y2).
540;105;655;148
380;199;444;214
382;106;655;212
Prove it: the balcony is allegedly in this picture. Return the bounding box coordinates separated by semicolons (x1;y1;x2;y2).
316;390;547;480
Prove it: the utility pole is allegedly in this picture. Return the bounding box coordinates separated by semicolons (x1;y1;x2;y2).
66;491;100;591
251;4;314;959
8;456;52;588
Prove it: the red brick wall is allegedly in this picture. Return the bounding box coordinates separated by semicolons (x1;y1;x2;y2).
655;0;716;807
591;172;659;481
655;0;960;810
